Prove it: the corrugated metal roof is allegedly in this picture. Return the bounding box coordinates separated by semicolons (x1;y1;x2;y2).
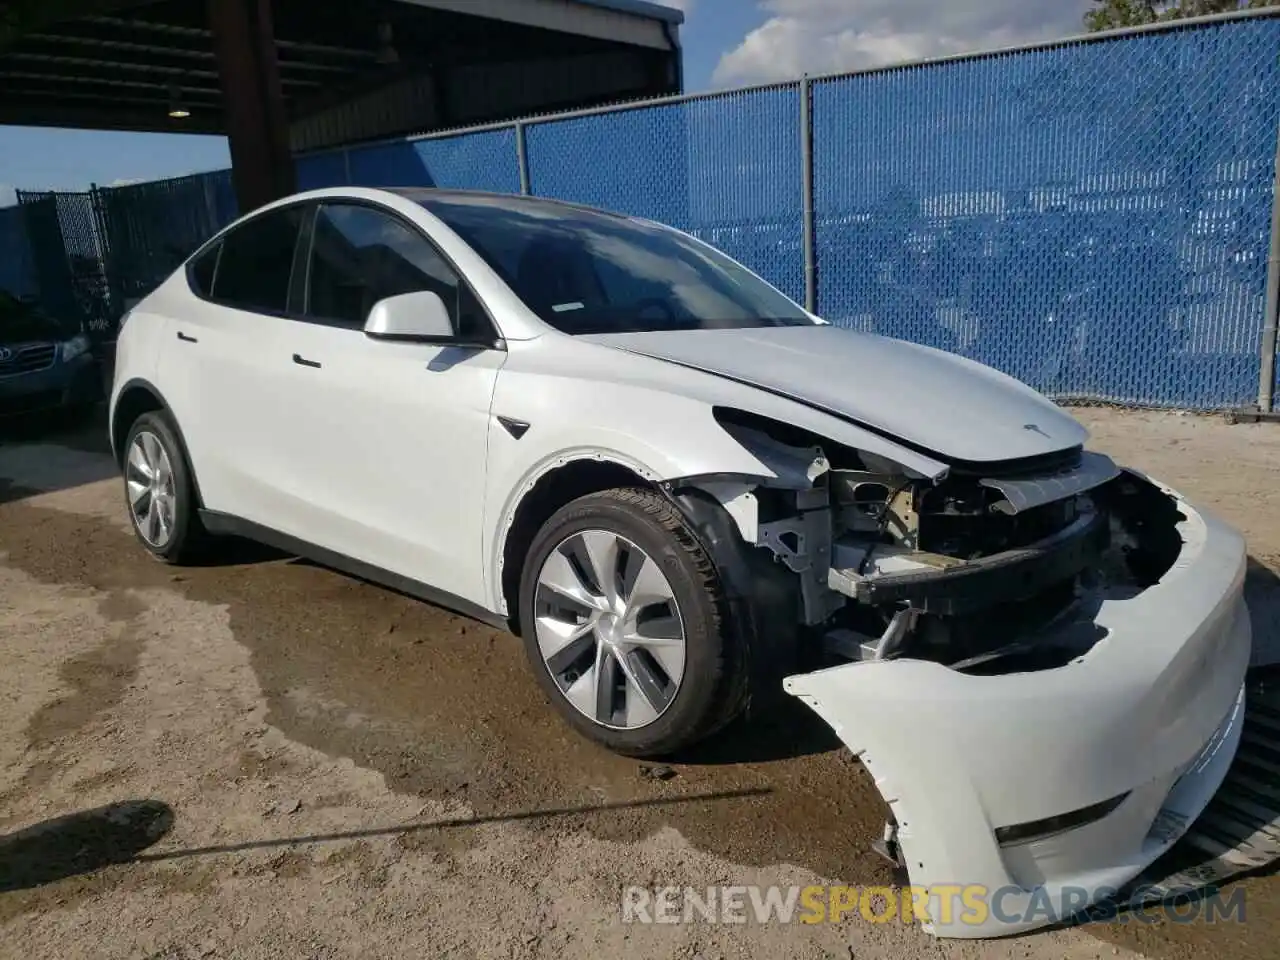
569;0;684;25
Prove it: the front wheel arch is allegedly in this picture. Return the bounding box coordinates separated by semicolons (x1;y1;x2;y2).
111;378;206;510
499;458;657;634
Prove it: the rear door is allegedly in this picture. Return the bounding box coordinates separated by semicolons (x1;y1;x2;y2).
158;202;311;527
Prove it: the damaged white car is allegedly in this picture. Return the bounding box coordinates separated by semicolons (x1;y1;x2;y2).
110;187;1250;937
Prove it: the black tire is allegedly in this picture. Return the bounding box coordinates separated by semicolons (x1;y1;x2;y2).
517;487;748;758
122;410;211;564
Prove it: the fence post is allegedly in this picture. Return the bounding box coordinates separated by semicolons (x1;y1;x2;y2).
89;183;119;332
516;122;531;196
799;75;817;315
1260;123;1280;412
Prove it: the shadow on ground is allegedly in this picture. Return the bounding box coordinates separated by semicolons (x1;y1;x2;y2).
133;788;769;866
0;800;174;893
1246;558;1280;667
678;699;843;765
0;402;115;506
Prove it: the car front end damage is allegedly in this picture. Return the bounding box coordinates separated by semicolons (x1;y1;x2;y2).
665;408;1252;938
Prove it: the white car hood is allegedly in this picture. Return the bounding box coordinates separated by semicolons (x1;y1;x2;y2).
581;325;1087;465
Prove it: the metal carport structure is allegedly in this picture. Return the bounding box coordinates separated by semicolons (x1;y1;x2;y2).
0;0;685;209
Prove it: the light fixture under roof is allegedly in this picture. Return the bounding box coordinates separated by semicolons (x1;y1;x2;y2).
168;82;190;119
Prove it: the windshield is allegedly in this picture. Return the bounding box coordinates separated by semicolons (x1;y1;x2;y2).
418;194;814;335
0;291;75;343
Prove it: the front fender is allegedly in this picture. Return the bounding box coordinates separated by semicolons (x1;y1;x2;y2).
481;401;779;615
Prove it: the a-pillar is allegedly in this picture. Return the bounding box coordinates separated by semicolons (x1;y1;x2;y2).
207;0;296;213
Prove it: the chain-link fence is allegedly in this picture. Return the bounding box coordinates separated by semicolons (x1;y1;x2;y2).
8;9;1280;410
14;189;111;343
0;204;37;301
92;168;237;318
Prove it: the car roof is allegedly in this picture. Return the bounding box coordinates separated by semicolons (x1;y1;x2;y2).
385;187;637;223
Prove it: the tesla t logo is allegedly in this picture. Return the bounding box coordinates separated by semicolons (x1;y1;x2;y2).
1023;423;1049;437
0;347;12;362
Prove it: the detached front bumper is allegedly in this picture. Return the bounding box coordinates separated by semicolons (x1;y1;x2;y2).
784;474;1251;938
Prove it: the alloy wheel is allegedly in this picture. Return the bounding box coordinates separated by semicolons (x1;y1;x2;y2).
126;430;177;548
534;530;686;730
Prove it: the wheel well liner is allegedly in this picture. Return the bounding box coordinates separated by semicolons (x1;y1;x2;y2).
500;459;655;634
666;485;802;714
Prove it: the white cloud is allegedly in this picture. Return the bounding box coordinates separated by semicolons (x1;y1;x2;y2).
0;183;15;208
712;0;1095;87
109;178;144;187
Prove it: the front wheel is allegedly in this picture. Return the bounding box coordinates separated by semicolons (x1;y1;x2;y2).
517;487;747;758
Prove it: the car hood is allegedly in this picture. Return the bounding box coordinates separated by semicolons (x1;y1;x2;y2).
580;325;1088;464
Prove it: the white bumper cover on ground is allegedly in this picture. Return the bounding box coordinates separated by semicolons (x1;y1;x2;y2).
784;476;1252;938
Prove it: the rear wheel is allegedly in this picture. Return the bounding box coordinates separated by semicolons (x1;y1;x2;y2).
122;410;210;564
518;487;747;758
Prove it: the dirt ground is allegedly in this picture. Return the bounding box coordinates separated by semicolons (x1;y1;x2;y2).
1;405;1279;960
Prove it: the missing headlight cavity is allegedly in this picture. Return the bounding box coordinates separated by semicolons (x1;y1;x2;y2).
688;409;1189;677
1092;472;1185;590
816;467;1186;675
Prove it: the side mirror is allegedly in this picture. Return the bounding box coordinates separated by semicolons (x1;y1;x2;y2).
364;290;455;342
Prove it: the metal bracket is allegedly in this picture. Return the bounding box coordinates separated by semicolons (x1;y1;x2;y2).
871;819;905;868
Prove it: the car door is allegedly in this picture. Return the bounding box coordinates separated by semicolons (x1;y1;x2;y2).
158;202;311;526
279;200;506;606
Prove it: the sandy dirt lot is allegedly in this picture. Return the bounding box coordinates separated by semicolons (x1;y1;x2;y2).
1;405;1278;960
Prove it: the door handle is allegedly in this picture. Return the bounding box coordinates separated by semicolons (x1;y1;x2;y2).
292;353;322;369
176;331;198;343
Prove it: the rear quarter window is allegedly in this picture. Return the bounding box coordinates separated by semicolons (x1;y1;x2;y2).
188;242;221;298
209;205;306;314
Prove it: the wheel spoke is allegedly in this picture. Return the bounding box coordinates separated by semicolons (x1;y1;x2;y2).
624;611;682;643
538;548;604;612
620;553;674;612
154;452;172;491
535;615;595;665
562;666;599;720
127;478;150;508
156;495;172;540
127;441;153;482
594;648;620;724
141;432;162;472
145;497;162;543
578;531;622;606
561;641;608;721
618;652;666;728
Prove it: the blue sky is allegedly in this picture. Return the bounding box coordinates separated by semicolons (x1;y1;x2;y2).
0;0;1094;203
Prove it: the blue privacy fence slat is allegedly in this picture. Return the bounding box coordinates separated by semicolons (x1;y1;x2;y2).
296;150;349;190
524;86;805;304
348;140;436;187
812;17;1280;409
414;129;522;193
343;129;522;192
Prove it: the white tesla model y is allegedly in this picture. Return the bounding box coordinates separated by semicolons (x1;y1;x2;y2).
109;187;1250;936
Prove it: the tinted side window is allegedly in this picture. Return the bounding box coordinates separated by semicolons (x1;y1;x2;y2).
211;205;305;313
306;203;485;335
188;241;221;297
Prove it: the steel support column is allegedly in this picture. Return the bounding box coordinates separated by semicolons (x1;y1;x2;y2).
207;0;295;212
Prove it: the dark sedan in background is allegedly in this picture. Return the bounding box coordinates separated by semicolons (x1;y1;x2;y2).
0;291;103;425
